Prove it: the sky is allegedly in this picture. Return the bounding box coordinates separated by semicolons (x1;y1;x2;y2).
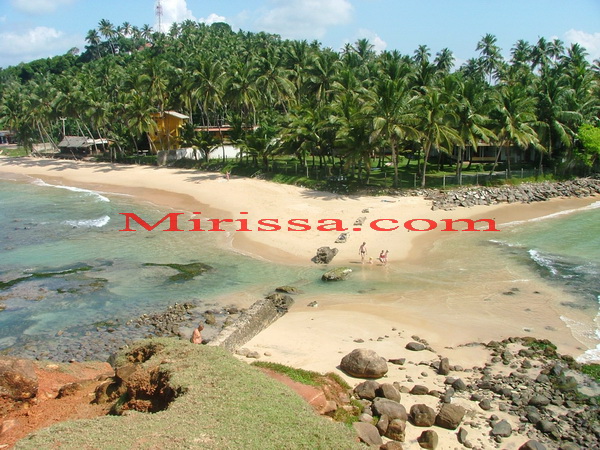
0;0;599;69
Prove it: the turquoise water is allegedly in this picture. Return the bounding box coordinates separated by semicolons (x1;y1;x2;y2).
490;201;600;362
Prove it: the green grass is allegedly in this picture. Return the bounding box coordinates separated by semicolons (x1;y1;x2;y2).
251;361;326;387
0;146;28;157
16;338;361;450
582;364;600;382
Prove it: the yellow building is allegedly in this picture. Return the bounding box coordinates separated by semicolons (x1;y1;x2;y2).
148;111;189;152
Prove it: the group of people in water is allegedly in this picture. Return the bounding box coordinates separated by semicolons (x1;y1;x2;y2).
359;242;388;265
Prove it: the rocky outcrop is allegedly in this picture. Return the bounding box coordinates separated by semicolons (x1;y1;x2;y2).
0;358;38;400
424;178;600;210
321;267;352;281
313;246;338;264
340;349;388;379
209;294;294;352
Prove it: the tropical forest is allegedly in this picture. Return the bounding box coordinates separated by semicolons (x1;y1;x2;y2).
1;20;599;191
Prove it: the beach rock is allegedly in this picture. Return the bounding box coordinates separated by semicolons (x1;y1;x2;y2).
491;419;512;437
435;404;465;430
381;442;404;450
457;427;468;444
372;398;408;421
410;385;429;395
410;404;436;427
376;414;390;435
353;422;382;446
417;429;438;449
385;418;406;441
0;358;38;400
313;246;338;264
406;342;426;351
354;380;380;400
479;399;492;410
519;440;547;450
537;420;560;439
377;383;401;402
321;267;352;281
452;378;467;391
340;349;388;379
274;285;301;294
529;394;551;407
438;357;450;375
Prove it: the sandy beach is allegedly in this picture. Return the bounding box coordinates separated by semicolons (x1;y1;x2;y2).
2;157;599;448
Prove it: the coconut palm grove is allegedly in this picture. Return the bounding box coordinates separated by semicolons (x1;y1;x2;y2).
1;20;599;190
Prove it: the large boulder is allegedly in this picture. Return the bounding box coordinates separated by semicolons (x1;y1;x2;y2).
491;419;512;437
417;429;438;449
0;358;38;400
435;404;465;430
353;422;383;446
340;349;388;379
372;398;408;421
313;246;338;264
410;404;436;427
321;267;352;281
354;380;380;400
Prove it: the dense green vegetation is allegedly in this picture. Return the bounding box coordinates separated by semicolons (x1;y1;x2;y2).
1;20;598;189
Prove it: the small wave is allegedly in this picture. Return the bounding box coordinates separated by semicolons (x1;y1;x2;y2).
528;249;559;276
33;179;110;202
64;215;110;228
488;239;523;248
502;201;600;228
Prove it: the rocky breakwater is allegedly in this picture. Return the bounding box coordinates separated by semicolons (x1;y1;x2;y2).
420;178;600;211
339;336;599;449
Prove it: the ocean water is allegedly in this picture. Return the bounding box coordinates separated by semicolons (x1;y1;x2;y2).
0;174;341;360
490;201;600;362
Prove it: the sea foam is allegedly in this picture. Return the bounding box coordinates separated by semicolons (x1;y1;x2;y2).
63;215;111;228
33;179;110;202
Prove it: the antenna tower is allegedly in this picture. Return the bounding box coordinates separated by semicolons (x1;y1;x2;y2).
156;0;163;33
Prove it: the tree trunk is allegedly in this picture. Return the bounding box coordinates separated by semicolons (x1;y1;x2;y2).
420;143;431;188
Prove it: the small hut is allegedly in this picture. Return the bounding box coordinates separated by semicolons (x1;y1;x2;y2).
148;111;189;152
57;136;110;155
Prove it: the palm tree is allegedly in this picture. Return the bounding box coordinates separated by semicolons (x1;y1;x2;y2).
489;83;541;177
476;34;503;84
98;19;116;55
369;77;418;187
416;84;461;187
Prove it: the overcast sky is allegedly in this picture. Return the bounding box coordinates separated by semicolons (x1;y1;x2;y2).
1;0;599;68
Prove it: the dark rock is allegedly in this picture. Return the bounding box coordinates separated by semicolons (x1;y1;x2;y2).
536;374;550;384
438;357;450;375
388;358;406;366
410;404;436;427
529;394;551;407
417;430;438;449
372;398;408;421
491;419;512;437
519;440;547;450
314;246;338;264
380;442;404;450
0;358;38;400
435;404;465;430
452;378;467;391
479;399;492;411
376;413;389;435
410;385;429;395
385;418;406;442
340;349;388;379
526;410;542;424
353;422;383;446
354;380;381;400
275;285;301;294
321;267;352;281
537;420;560;439
377;383;401;403
406;342;426;351
457;427;468;444
558;443;580;450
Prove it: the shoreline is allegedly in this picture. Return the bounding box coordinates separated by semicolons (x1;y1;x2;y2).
1;157;599;366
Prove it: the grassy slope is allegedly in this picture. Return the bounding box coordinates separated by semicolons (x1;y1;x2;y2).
15;338;362;450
